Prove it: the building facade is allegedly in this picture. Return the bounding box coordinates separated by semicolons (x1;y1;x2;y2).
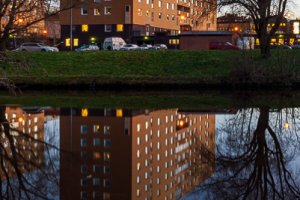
59;0;217;50
60;108;215;200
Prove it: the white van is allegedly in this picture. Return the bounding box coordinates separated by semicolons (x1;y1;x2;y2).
103;37;126;50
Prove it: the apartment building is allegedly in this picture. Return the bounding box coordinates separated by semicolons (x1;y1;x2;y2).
60;108;215;200
59;0;217;50
0;106;45;179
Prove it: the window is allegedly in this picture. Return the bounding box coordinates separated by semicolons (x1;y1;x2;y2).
34;117;38;123
93;191;101;199
104;166;110;174
104;24;112;32
81;125;88;134
81;178;87;186
81;165;87;173
81;138;87;147
103;193;110;200
116;109;123;117
74;38;79;46
166;2;170;9
94;125;100;133
104;139;111;147
82;24;88;32
137;123;141;132
94;152;101;159
93;178;100;185
137;162;141;171
93;164;101;173
158;0;162;7
103;179;110;187
157;118;161;125
137;8;142;16
137;176;140;183
94;8;101;15
104;126;110;134
93;138;100;146
104;6;111;15
137;150;141;158
137;137;141;145
94;0;100;2
104;152;111;161
81;7;88;15
114;24;123;32
81;191;87;199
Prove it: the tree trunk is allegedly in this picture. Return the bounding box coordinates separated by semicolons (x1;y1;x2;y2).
0;37;7;51
259;35;271;58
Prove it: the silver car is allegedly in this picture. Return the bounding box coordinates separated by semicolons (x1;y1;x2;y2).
16;42;59;52
119;44;139;51
75;44;100;52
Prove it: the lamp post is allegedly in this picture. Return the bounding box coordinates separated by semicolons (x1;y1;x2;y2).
70;0;73;51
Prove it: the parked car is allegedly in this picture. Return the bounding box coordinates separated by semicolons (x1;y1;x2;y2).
270;44;292;50
16;42;59;52
119;44;139;51
103;37;126;50
137;44;153;50
292;41;300;49
150;44;168;50
209;42;239;50
75;44;99;52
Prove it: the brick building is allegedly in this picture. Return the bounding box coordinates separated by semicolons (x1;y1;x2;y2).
59;0;217;50
60;108;215;200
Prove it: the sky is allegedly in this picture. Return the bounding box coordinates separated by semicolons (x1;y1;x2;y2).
292;1;300;18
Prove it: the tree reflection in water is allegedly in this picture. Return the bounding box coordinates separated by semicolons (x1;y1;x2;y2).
199;108;300;199
0;106;59;200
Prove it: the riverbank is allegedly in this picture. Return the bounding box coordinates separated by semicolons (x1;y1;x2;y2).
0;50;299;90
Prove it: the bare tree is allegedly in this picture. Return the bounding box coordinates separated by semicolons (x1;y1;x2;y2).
0;106;60;199
217;0;290;57
0;0;73;51
197;108;300;199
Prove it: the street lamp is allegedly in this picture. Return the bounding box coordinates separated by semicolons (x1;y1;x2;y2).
70;0;73;51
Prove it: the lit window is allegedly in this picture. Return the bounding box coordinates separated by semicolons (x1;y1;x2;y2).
104;152;110;161
81;7;88;15
137;124;141;132
74;38;79;46
94;152;101;159
104;6;111;15
116;24;123;32
94;8;101;15
137;176;140;183
137;162;141;171
158;0;162;7
158;13;162;19
82;24;88;32
65;38;70;46
166;2;170;9
116;108;123;116
137;189;140;197
104;125;110;134
104;24;112;32
138;8;142;16
137;150;140;158
157;118;161;125
137;137;141;145
94;125;100;133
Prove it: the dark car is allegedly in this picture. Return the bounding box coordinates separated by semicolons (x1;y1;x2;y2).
209;42;239;50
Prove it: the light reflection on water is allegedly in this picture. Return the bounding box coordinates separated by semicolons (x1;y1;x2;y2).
1;106;300;199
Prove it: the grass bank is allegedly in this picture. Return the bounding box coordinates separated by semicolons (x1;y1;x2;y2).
0;50;299;89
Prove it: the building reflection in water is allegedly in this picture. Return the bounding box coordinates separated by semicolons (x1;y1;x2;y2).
0;106;45;179
60;108;215;200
